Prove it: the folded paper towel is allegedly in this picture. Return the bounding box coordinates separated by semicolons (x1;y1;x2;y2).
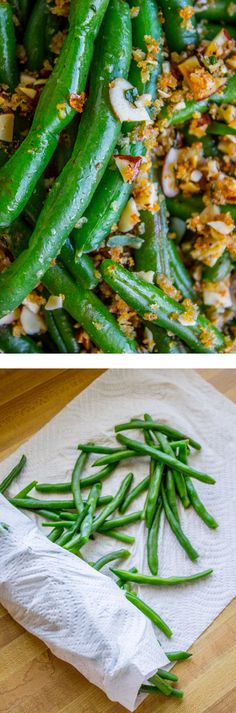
0;494;168;710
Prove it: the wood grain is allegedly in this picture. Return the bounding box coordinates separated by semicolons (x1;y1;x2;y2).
0;368;235;713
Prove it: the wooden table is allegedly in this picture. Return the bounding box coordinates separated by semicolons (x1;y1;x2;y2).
0;369;235;713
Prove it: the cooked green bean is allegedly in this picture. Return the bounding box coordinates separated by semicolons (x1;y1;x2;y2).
0;1;18;91
0;454;26;494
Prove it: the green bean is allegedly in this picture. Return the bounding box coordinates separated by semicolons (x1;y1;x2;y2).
166;195;204;221
135;178;170;279
15;480;37;498
9;496;79;510
165;470;180;524
92;473;134;532
195;0;236;21
49;309;81;354
0;0;132;318
207;121;236;138
36;482;71;494
0;0;110;227
60;240;100;290
162;75;236;126
42;521;75;528
100;261;224;353
80;464;117;488
149;673;176;696
199;21;236;41
0;327;43;354
116;419;201;449
23;0;49;71
77;483;102;546
147;497;162;575
140;683;183;697
43;264;137;354
38;509;61;521
157;669;178;682
119;476;149;514
145;463;163;529
92;549;130;570
0;1;18;91
57;498;93;548
97;529;135;544
169;440;190;448
0;454;26;494
92;449;138;466
161;482;198;561
203;252;232;283
186;478;218;529
47;527;64;543
115;435;215;484
73;0;163;258
166;650;192;661
155;431;190;508
110;567;213;585
168;240;197;302
71;452;87;515
159;0;197;52
151;326;188;354
98;511;142;531
125;591;172;637
78;444;124;455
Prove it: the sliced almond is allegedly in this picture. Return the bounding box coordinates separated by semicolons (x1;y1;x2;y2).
162;147;180;197
109;77;151;123
113;154;142;183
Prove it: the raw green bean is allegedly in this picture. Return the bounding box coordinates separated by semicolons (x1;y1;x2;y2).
115;435;215;484
0;1;18;91
110;567;213;584
98;511;142;530
161;482;198;561
125;591;172;637
185;478;218;529
147;497;162;575
47;527;64;542
97;529;135;544
173;469;190;508
92;449;138;466
72;452;87;515
159;0;197;52
92;473;134;532
57;499;92;548
80;464;117;488
92;549;130;570
100;261;224;353
141;683;183;697
157;669;178;682
116;420;201;449
149;673;176;696
36;482;72;494
78;444;124;455
0;454;26;494
77;483;102;546
145;463;163;529
166;650;192;661
0;0;110;227
15;480;38;498
119;476;149;514
9;496;79;510
166;470;180;524
38;509;61;521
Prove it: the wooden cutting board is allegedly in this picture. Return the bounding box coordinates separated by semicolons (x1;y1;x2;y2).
0;368;235;713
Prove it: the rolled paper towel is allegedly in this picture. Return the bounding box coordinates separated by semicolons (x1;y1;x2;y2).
0;495;168;710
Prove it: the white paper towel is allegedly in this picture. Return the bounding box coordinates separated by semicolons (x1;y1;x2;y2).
0;370;236;698
0;495;167;710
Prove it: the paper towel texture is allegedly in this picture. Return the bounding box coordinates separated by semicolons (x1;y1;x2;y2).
0;370;235;689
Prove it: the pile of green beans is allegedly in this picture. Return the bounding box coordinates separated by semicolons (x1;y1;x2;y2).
0;0;235;351
1;411;219;699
